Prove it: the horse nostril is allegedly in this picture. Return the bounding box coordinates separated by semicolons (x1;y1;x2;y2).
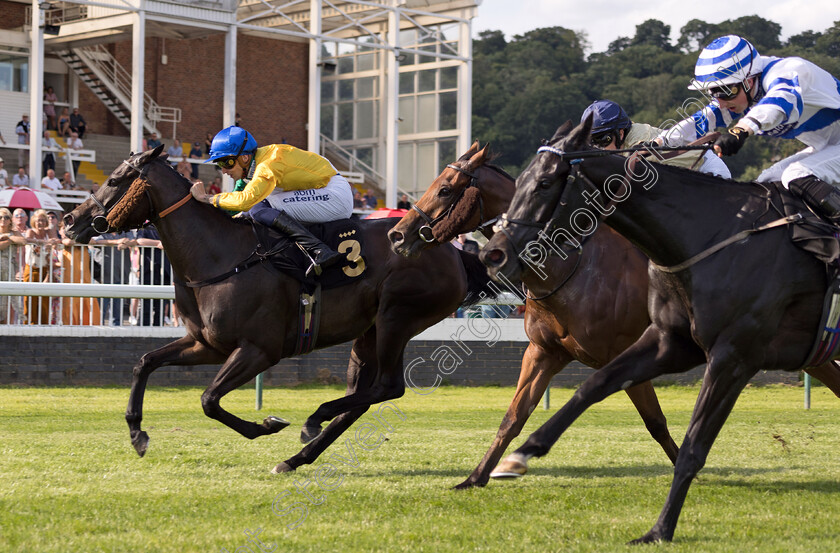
388;229;405;246
63;214;74;227
481;248;507;267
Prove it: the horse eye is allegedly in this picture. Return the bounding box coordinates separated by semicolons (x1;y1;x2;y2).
439;187;452;197
538;179;553;189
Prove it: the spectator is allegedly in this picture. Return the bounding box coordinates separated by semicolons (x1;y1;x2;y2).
119;226;172;326
43;86;58;130
12;167;29;188
141;134;149;151
58;224;100;325
167;141;183;159
0;207;25;323
363;189;378;209
46;211;60;234
15;114;29;168
204;132;213;156
0;157;8;187
176;157;192;180
189;141;203;179
69;107;87;138
353;189;364;209
42;130;59;175
12;209;28;233
397;193;411;210
205;177;221;195
234;113;242;127
41;169;62;191
23;209;60;324
67;132;83;176
147;132;161;149
91;231;133;326
62;171;76;190
0;130;6;144
455;233;480;255
57;107;71;137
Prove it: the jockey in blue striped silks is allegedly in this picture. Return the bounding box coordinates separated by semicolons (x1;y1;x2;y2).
659;35;840;222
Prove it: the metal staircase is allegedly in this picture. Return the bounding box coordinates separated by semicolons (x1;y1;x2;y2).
57;45;181;137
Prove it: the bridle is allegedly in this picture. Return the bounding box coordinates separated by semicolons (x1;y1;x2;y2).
89;156;192;234
411;163;486;243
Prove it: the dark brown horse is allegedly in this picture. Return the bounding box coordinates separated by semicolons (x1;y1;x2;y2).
62;145;492;473
482;118;840;543
389;142;679;488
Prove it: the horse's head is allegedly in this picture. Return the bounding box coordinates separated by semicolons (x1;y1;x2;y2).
389;141;502;257
481;116;595;282
64;145;169;243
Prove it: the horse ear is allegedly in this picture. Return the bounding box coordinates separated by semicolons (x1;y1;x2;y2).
458;141;481;162
466;143;490;170
152;143;165;157
566;113;593;150
550;120;574;144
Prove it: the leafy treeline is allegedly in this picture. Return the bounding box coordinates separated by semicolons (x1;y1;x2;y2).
473;16;840;180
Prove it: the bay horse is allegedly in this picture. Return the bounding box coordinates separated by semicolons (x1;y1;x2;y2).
481;117;840;543
62;145;492;474
388;142;681;489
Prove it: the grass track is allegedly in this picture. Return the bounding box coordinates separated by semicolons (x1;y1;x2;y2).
1;384;838;552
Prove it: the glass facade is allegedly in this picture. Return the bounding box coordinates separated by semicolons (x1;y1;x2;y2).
319;20;465;198
0;52;29;93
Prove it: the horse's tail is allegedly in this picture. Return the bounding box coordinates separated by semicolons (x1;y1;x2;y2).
457;248;509;308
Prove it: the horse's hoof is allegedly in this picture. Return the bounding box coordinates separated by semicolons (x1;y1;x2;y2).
132;431;149;457
271;461;295;474
490;453;529;479
452;478;486;490
263;416;290;433
300;423;322;444
627;530;666;545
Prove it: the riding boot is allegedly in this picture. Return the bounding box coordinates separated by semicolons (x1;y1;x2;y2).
788;176;840;222
270;211;343;276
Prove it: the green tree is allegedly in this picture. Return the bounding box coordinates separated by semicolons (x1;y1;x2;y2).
631;19;673;51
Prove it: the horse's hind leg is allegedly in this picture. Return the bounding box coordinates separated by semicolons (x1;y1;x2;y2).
300;329;378;443
201;344;287;439
276;332;380;472
127;336;226;456
455;343;567;489
803;361;840;398
624;381;680;464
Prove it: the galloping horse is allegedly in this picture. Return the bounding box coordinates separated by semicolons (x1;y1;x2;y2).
63;145;492;474
388;142;680;488
482;117;840;543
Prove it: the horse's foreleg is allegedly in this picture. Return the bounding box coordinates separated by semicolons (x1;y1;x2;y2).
624;381;680;464
200;343;286;440
803;361;840;398
127;335;226;457
455;343;566;489
631;358;757;544
493;326;704;477
274;407;370;473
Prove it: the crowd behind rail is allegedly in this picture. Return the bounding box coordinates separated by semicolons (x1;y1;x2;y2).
0;206;179;327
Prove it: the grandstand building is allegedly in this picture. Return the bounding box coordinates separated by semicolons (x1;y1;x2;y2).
0;0;480;204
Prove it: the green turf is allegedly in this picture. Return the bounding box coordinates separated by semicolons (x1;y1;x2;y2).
1;384;838;552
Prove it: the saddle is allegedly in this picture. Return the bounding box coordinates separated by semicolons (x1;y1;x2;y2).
251;217;369;291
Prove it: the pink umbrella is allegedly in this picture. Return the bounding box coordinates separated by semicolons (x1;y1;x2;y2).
364;207;409;219
0;187;64;211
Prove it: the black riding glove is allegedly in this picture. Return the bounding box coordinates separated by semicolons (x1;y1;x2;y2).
714;127;749;156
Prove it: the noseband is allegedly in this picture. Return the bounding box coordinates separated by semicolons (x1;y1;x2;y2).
412;163;485;243
89;157;192;234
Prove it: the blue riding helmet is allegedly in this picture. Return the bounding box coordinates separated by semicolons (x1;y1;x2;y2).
205;126;258;163
581;100;632;135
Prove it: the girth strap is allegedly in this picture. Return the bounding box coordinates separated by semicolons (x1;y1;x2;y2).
651;213;804;274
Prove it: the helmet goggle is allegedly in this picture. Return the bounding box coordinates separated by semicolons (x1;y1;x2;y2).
591;132;616;148
214;136;249;169
709;83;741;101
